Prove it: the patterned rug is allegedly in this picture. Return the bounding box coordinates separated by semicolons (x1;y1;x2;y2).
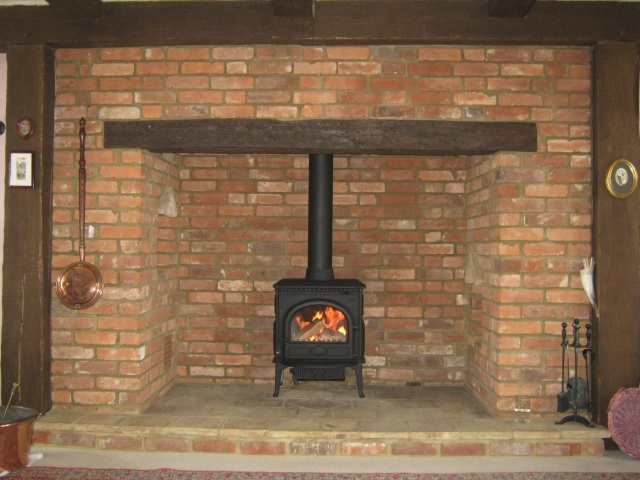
3;469;640;480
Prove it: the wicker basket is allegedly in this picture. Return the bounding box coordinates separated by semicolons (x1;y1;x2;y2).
608;387;640;460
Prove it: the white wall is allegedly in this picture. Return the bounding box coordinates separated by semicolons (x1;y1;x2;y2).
0;53;6;393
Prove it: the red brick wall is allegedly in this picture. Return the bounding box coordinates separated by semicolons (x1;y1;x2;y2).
52;45;593;415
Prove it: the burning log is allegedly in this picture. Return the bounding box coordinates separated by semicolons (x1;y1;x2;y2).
291;305;348;342
295;318;324;341
321;329;346;342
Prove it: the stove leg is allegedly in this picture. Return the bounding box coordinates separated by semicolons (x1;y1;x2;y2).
351;364;365;398
273;362;286;397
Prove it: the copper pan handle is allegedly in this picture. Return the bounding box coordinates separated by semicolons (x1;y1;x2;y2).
78;117;86;263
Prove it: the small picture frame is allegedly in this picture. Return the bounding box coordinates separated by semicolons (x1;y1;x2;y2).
606;159;638;199
8;152;35;188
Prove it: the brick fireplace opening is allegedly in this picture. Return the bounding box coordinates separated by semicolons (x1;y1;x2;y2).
50;44;594;419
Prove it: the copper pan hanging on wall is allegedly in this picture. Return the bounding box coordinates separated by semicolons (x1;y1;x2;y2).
56;118;103;310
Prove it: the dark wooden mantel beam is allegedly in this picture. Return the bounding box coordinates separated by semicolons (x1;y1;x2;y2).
0;1;639;48
488;0;536;18
104;119;537;156
272;0;315;17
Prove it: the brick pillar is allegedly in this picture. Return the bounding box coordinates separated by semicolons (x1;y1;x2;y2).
52;142;181;412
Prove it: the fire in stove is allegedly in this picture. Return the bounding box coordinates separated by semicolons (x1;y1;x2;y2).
291;305;348;342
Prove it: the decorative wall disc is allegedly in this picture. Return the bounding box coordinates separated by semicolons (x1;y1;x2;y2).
606;159;638;199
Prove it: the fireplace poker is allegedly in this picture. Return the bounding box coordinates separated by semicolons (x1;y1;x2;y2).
571;319;581;411
557;322;569;412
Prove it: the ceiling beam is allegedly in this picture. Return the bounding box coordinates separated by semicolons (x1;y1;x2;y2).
103;119;538;156
272;0;315;17
0;1;639;49
45;0;102;18
488;0;536;18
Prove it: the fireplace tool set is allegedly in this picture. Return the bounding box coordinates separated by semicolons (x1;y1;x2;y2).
555;319;596;428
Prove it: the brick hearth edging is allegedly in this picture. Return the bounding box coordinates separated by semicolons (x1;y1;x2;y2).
34;416;609;457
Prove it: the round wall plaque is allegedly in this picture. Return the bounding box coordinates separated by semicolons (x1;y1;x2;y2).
606;159;638;199
16;116;34;139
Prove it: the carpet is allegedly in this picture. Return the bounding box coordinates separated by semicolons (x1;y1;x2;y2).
3;469;640;480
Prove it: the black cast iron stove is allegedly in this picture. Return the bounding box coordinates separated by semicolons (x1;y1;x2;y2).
273;154;366;398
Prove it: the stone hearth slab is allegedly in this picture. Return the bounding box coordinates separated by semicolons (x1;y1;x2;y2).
34;384;609;456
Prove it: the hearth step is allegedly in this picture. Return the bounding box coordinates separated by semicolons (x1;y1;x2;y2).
34;385;611;457
291;366;346;383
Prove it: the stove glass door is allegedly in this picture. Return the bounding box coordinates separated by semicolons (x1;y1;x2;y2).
289;304;349;343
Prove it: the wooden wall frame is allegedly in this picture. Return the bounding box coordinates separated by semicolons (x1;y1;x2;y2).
0;1;639;49
592;42;640;426
1;45;54;413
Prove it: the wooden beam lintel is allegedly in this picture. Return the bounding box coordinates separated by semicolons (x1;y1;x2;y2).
272;0;315;17
489;0;536;18
104;119;538;156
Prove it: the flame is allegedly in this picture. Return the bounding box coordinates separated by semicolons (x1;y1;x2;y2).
293;305;348;342
322;306;345;331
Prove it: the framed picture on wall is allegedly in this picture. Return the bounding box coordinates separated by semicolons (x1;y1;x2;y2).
606;158;638;199
9;152;35;188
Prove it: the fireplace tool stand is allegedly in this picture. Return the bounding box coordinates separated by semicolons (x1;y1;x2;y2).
555;319;596;428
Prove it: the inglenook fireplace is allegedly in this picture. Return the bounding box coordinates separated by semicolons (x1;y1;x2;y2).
273;154;366;398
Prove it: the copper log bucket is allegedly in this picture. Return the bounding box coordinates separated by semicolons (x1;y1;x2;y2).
56;118;103;309
0;406;40;472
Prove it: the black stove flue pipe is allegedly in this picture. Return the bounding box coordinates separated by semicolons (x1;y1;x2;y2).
305;153;334;281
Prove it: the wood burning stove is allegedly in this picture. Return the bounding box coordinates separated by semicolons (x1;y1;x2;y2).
273;278;365;397
273;154;366;398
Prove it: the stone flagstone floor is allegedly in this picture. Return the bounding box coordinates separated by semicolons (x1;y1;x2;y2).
34;383;610;457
